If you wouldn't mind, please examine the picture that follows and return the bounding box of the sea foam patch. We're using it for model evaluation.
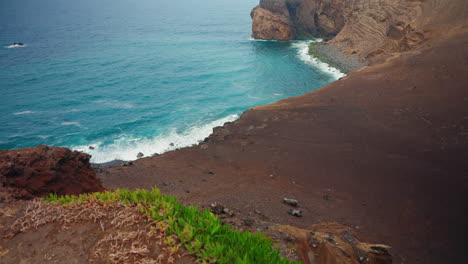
[13,110,34,115]
[292,40,345,80]
[61,122,82,128]
[5,44,26,48]
[73,114,239,163]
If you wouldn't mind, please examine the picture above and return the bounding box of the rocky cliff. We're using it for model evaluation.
[251,0,468,62]
[0,145,104,200]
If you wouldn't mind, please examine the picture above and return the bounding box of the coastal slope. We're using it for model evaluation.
[100,27,468,264]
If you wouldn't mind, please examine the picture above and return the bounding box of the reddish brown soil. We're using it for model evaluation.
[0,145,104,201]
[99,32,468,264]
[0,200,195,264]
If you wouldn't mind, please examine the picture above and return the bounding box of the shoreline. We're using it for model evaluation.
[309,42,368,74]
[97,33,468,264]
[77,41,349,165]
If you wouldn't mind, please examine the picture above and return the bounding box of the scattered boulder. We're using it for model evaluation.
[288,209,303,217]
[88,146,95,150]
[208,126,232,142]
[210,202,225,214]
[136,152,144,158]
[209,202,234,217]
[121,161,133,167]
[0,145,104,200]
[223,207,235,217]
[242,218,255,226]
[200,144,208,150]
[283,198,298,207]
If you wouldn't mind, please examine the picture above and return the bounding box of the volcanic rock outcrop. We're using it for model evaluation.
[0,145,104,200]
[251,0,468,61]
[272,223,392,264]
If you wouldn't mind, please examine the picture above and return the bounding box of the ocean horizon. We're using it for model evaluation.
[0,0,343,163]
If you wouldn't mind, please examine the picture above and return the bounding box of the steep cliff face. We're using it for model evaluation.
[251,0,468,61]
[251,5,294,41]
[0,145,104,200]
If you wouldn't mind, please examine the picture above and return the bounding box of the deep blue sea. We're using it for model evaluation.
[0,0,343,163]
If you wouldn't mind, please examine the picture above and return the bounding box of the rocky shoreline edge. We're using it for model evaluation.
[309,42,369,74]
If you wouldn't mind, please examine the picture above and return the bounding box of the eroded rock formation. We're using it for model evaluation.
[251,0,468,61]
[0,145,104,200]
[272,223,392,264]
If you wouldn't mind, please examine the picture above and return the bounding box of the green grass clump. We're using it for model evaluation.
[308,42,329,63]
[44,188,300,264]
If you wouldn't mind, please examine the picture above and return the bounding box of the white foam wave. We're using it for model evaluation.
[95,100,134,109]
[61,122,82,127]
[37,135,52,139]
[73,114,239,163]
[292,40,345,80]
[13,110,34,115]
[5,44,26,49]
[248,37,278,42]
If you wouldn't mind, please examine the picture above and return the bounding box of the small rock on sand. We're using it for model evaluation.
[283,198,298,207]
[200,144,208,150]
[223,208,235,217]
[210,202,225,214]
[242,218,254,226]
[288,209,302,217]
[121,161,133,167]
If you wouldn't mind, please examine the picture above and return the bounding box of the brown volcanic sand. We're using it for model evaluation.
[99,32,468,263]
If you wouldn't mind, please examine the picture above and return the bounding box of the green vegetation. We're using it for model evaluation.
[308,42,329,63]
[44,188,300,264]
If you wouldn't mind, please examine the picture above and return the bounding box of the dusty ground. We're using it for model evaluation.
[0,200,195,264]
[99,31,468,264]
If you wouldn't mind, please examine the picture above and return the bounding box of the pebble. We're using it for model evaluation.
[323,194,333,201]
[210,202,225,215]
[200,144,208,150]
[223,208,235,217]
[137,152,144,158]
[314,43,368,73]
[242,218,254,226]
[283,198,298,207]
[121,161,133,167]
[288,209,302,217]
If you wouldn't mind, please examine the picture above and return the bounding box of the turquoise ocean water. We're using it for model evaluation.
[0,0,343,163]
